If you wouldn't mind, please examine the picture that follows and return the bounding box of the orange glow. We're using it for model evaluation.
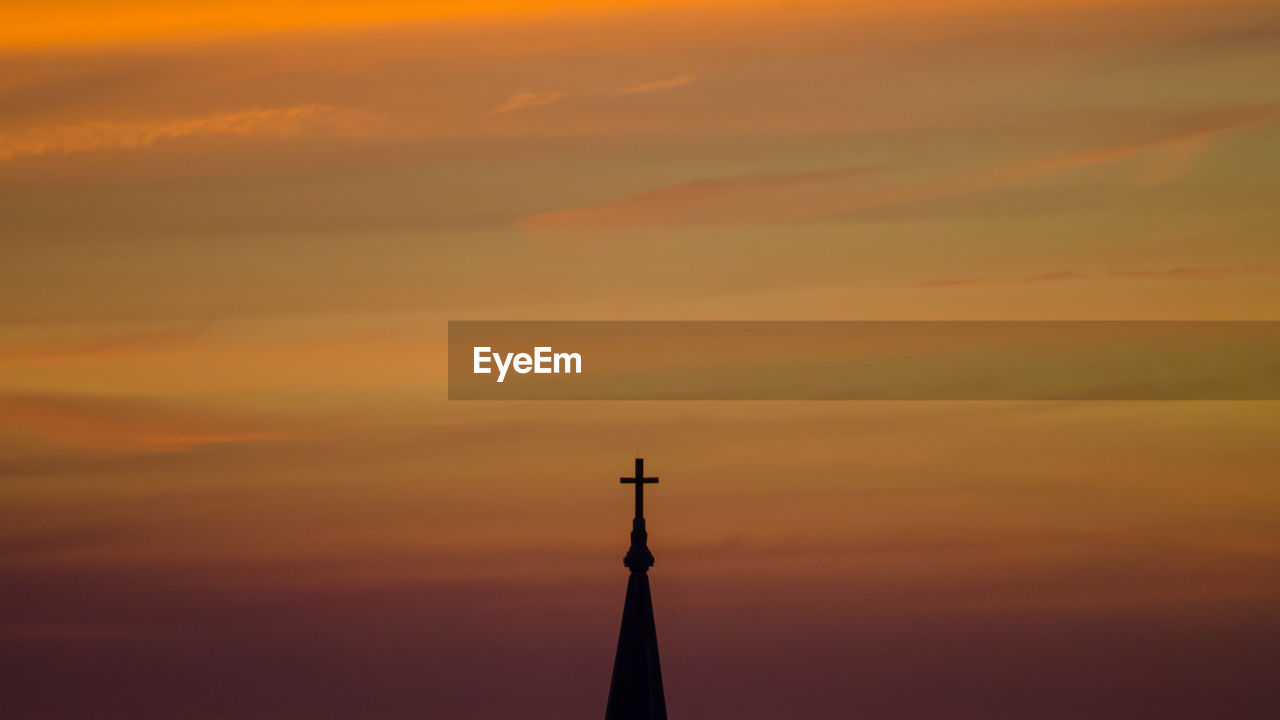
[3,0,1236,50]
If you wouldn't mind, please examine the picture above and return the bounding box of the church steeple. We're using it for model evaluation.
[605,458,668,720]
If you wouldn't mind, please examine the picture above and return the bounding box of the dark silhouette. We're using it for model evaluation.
[605,458,668,720]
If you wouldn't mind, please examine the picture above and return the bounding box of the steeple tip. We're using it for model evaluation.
[620,458,659,572]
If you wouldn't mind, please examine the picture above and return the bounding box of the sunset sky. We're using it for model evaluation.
[2,1,1279,717]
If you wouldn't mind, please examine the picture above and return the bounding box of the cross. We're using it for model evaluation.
[620,457,659,519]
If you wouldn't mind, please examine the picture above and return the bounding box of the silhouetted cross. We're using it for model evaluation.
[621,458,658,519]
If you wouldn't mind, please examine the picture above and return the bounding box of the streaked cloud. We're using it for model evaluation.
[968,106,1276,188]
[490,91,567,114]
[518,165,874,231]
[0,393,288,452]
[0,325,210,364]
[922,271,1084,288]
[0,105,373,162]
[618,73,695,94]
[924,266,1280,287]
[1110,266,1280,281]
[519,106,1275,232]
[489,73,690,119]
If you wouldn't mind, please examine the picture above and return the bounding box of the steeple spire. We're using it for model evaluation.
[605,458,668,720]
[621,458,658,571]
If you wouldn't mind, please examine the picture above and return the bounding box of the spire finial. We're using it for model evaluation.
[620,457,658,571]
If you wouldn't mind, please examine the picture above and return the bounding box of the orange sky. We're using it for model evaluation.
[2,1,1279,717]
[5,0,1241,49]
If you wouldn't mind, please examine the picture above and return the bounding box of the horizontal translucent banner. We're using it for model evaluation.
[448,321,1280,400]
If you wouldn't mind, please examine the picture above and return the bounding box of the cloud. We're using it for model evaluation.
[922,271,1084,288]
[490,91,567,114]
[969,106,1275,188]
[0,393,289,452]
[921,266,1280,288]
[0,105,374,162]
[489,73,690,118]
[518,165,875,231]
[1110,266,1280,281]
[618,73,695,94]
[803,106,1277,224]
[518,105,1276,232]
[0,324,211,364]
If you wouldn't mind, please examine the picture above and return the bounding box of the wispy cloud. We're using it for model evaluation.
[518,165,874,231]
[0,324,210,364]
[518,106,1276,232]
[0,105,373,162]
[922,266,1280,287]
[490,91,566,114]
[1110,266,1280,281]
[778,106,1278,225]
[966,106,1275,189]
[922,271,1084,288]
[489,73,691,116]
[618,73,695,94]
[0,393,289,452]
